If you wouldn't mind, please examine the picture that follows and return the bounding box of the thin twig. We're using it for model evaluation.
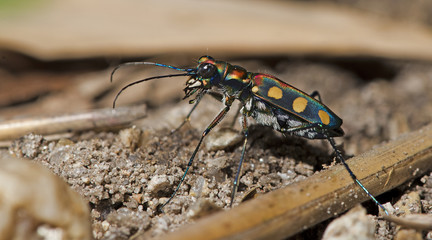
[0,105,146,144]
[383,214,432,231]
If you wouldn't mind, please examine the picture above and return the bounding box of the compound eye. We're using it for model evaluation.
[198,63,217,79]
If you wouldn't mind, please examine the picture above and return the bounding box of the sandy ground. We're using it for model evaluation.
[5,57,432,239]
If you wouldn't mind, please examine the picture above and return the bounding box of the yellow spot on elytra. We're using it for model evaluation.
[318,110,330,125]
[252,86,259,93]
[292,97,308,113]
[267,86,283,99]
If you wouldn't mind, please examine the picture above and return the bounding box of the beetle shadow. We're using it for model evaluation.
[245,124,346,171]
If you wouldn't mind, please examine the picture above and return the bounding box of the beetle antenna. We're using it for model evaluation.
[113,73,192,108]
[110,61,192,83]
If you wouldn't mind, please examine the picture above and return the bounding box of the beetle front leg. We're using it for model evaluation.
[160,101,233,211]
[171,90,206,134]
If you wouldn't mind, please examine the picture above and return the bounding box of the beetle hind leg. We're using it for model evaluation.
[326,137,389,215]
[310,90,322,102]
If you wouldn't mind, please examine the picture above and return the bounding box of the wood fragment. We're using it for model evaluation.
[383,214,432,232]
[0,105,146,142]
[393,192,423,239]
[161,124,432,240]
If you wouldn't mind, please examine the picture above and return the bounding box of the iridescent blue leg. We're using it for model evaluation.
[312,91,388,214]
[280,123,389,215]
[230,111,248,207]
[326,137,389,215]
[160,103,232,211]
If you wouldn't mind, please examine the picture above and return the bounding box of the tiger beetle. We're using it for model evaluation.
[111,56,389,215]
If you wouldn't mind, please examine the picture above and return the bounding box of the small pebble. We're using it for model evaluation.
[205,128,243,151]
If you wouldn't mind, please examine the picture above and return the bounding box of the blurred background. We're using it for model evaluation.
[1,0,432,119]
[1,0,432,239]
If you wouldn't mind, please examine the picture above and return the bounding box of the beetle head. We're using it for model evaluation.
[183,56,222,99]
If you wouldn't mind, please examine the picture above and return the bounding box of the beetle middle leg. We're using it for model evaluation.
[230,110,249,207]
